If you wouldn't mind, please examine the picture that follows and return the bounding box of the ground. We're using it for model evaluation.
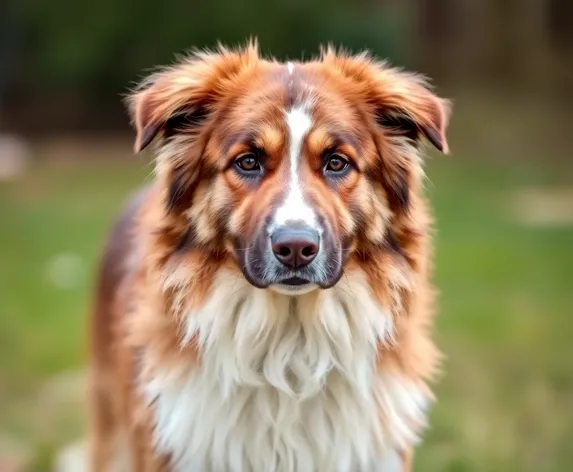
[0,149,572,471]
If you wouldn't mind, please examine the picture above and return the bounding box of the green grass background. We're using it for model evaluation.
[0,154,572,471]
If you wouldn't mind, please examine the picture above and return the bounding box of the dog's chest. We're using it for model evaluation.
[142,274,428,472]
[147,370,413,472]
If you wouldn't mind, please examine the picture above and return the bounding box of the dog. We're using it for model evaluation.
[88,41,450,472]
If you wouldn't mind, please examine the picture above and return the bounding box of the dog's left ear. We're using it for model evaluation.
[322,48,450,154]
[371,69,450,155]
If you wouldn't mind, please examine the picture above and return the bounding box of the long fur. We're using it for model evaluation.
[88,41,450,472]
[144,270,427,472]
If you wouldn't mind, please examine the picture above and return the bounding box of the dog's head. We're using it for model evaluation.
[129,42,449,295]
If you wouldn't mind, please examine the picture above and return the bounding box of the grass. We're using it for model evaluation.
[0,154,572,471]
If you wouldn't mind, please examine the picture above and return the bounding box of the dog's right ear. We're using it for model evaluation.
[129,86,163,153]
[128,72,215,154]
[127,41,260,153]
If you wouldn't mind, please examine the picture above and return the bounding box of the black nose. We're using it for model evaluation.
[271,228,320,269]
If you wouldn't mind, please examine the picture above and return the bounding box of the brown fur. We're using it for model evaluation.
[88,41,450,471]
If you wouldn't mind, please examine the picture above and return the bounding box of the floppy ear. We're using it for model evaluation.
[372,72,450,154]
[127,41,260,153]
[129,88,209,153]
[321,48,450,154]
[129,85,200,153]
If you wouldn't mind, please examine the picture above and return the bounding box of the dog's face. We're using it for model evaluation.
[129,43,449,294]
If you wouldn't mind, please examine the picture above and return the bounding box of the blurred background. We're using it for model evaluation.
[0,1,572,471]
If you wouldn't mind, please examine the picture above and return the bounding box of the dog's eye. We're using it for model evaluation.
[325,154,349,174]
[234,153,261,173]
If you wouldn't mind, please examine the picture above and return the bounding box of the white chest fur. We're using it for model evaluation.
[142,271,429,472]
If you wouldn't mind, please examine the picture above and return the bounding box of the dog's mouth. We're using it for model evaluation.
[270,277,318,295]
[279,276,310,286]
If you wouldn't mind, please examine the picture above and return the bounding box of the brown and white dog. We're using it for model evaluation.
[88,41,450,472]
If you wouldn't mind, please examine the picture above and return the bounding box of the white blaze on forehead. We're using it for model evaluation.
[272,105,318,230]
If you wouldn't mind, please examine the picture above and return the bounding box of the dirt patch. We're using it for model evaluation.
[33,136,134,162]
[31,370,87,440]
[510,187,573,227]
[0,433,32,472]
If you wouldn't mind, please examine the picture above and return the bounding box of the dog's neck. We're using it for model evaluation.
[141,268,427,471]
[180,270,393,397]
